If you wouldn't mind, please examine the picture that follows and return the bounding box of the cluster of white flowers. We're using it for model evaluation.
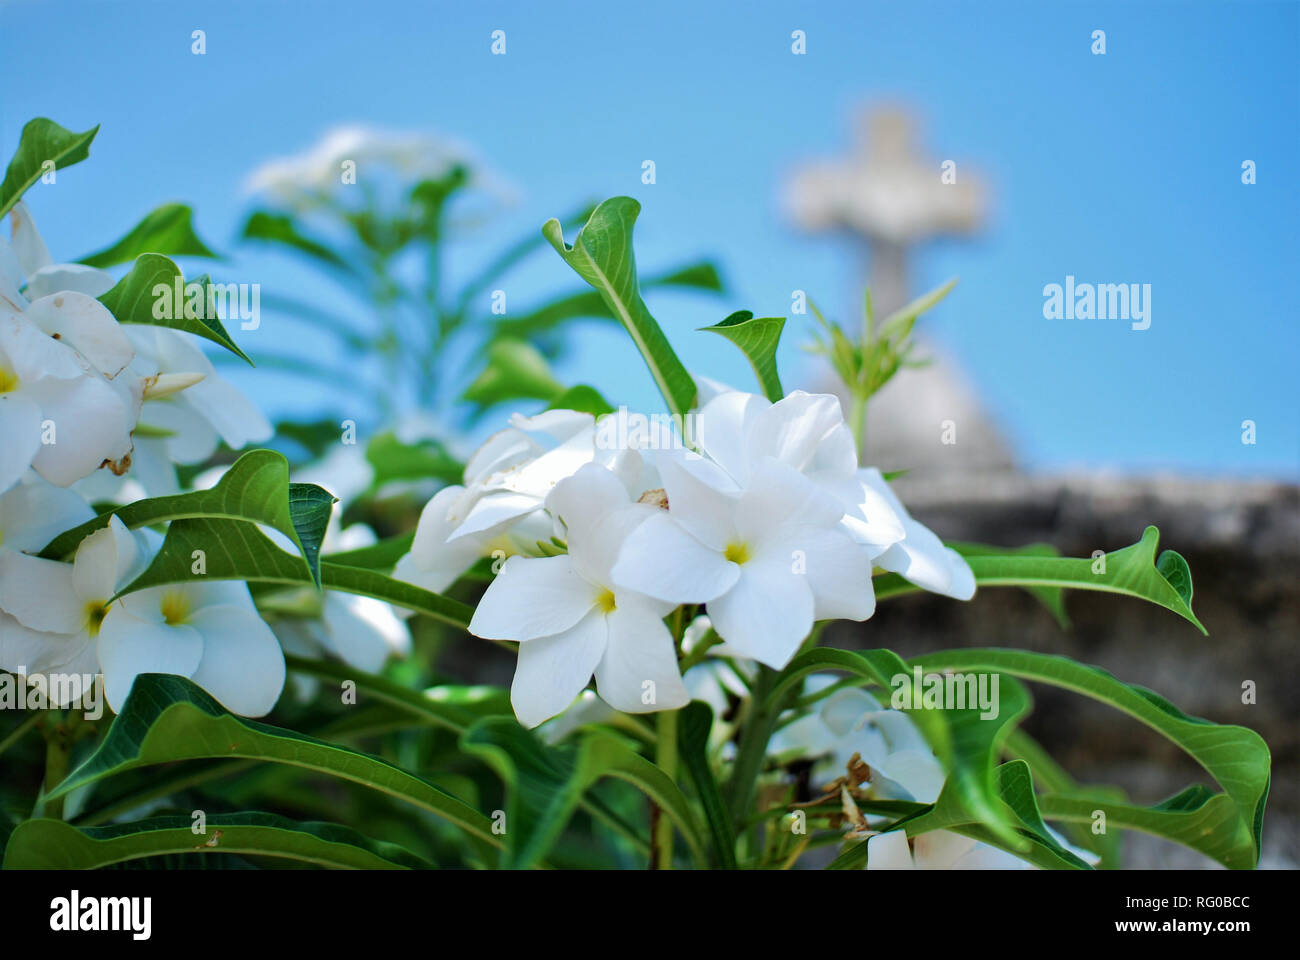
[0,204,280,715]
[395,387,975,728]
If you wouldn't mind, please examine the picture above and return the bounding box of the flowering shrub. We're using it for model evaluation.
[0,120,1271,871]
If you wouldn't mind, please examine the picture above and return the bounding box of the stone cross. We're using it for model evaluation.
[785,106,986,317]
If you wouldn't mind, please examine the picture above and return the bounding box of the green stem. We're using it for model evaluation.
[726,665,776,827]
[653,709,679,869]
[42,711,70,820]
[0,712,40,758]
[849,390,868,458]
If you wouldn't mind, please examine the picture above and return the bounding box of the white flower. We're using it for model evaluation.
[395,407,644,594]
[244,125,515,213]
[0,473,94,556]
[866,829,1035,870]
[468,463,688,728]
[0,515,284,715]
[779,686,945,801]
[859,468,975,600]
[1,210,140,492]
[611,453,874,669]
[117,326,272,495]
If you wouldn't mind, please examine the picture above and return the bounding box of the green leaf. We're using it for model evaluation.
[770,647,1029,848]
[700,310,785,402]
[460,717,706,869]
[45,674,498,848]
[832,759,1091,870]
[910,648,1270,868]
[98,253,253,364]
[877,276,957,337]
[493,260,724,339]
[365,432,464,489]
[40,449,334,588]
[1038,785,1254,870]
[543,197,697,417]
[116,516,474,628]
[0,118,98,218]
[546,384,616,417]
[679,702,736,868]
[876,527,1204,633]
[79,203,219,268]
[949,540,1070,628]
[240,209,353,272]
[463,338,565,408]
[3,813,433,870]
[321,531,415,571]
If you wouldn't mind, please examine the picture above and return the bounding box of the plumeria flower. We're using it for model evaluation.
[0,516,152,698]
[0,515,284,715]
[469,463,688,728]
[395,407,647,594]
[0,473,94,557]
[0,242,140,491]
[611,453,874,669]
[777,686,945,801]
[859,468,975,600]
[113,326,272,496]
[686,389,905,557]
[866,829,1035,870]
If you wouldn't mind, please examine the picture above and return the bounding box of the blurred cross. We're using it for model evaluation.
[785,106,986,317]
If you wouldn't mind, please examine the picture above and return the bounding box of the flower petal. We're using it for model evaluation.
[705,561,814,668]
[0,478,93,553]
[866,830,916,870]
[25,292,134,378]
[595,599,689,714]
[468,554,598,642]
[511,609,607,728]
[26,374,136,486]
[0,392,43,493]
[759,522,874,621]
[97,607,204,712]
[610,511,738,605]
[186,604,286,716]
[0,550,84,633]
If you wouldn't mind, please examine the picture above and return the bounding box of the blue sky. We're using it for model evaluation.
[3,0,1296,478]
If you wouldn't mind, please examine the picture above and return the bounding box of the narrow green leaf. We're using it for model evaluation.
[79,203,219,268]
[679,702,736,868]
[700,310,785,401]
[4,814,433,870]
[40,449,334,588]
[542,197,697,416]
[241,209,352,271]
[45,674,498,847]
[0,118,98,218]
[878,277,957,335]
[875,527,1204,633]
[98,253,253,364]
[546,384,616,417]
[365,433,464,488]
[461,717,706,869]
[910,647,1270,867]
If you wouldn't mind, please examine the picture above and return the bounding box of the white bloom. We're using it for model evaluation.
[866,829,1035,870]
[1,211,140,492]
[244,125,515,213]
[117,326,272,495]
[611,453,873,669]
[859,468,975,599]
[469,463,688,728]
[395,407,644,594]
[0,515,284,715]
[0,473,94,556]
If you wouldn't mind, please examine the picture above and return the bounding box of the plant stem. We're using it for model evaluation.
[726,665,776,827]
[42,710,70,820]
[653,709,679,869]
[0,713,40,759]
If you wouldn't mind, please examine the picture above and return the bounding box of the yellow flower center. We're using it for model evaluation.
[85,602,109,637]
[160,590,191,626]
[0,363,19,394]
[724,541,751,565]
[595,588,617,614]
